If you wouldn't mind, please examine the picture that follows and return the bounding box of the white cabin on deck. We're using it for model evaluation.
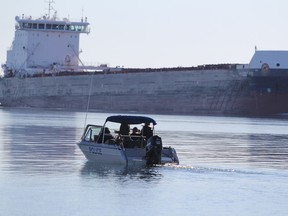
[4,13,90,75]
[249,50,288,69]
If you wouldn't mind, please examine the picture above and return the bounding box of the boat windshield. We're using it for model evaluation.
[82,125,102,142]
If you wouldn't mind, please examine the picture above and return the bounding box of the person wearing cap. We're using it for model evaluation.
[131,127,140,141]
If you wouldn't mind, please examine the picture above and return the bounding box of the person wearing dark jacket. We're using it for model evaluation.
[141,123,153,140]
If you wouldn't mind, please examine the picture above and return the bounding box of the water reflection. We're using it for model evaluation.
[160,130,288,169]
[247,134,288,167]
[1,124,81,174]
[80,162,163,182]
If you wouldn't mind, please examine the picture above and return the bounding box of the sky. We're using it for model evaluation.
[1,0,288,70]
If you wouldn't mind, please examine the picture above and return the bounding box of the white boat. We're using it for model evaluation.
[77,115,179,166]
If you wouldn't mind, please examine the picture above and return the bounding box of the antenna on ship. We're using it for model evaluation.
[46,0,55,19]
[81,8,84,22]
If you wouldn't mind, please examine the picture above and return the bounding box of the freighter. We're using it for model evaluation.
[1,3,288,116]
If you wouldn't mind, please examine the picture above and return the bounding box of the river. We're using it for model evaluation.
[0,108,287,216]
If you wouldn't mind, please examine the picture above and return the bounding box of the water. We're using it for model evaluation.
[0,108,288,216]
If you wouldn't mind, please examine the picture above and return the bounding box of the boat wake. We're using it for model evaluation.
[161,163,268,176]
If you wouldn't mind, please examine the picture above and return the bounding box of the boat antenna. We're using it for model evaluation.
[84,73,94,129]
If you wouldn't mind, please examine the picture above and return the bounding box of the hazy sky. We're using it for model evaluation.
[1,0,288,69]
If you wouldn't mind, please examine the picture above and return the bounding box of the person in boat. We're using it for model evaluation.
[119,123,130,136]
[116,122,132,147]
[131,127,140,141]
[98,127,113,143]
[141,122,153,140]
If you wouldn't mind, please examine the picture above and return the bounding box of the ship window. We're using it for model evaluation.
[276,63,280,67]
[52,24,59,29]
[69,25,84,31]
[46,24,52,29]
[59,25,64,30]
[76,25,84,31]
[39,24,45,29]
[24,23,32,28]
[33,23,37,29]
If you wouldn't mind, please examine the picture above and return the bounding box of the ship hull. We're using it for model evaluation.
[0,69,287,116]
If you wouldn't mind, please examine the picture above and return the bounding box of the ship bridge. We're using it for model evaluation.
[15,15,90,34]
[3,11,91,77]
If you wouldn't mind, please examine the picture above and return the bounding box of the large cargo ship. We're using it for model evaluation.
[1,3,288,116]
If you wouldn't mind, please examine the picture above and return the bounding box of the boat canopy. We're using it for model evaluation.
[105,115,157,125]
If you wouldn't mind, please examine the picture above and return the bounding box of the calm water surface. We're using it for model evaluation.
[0,108,288,216]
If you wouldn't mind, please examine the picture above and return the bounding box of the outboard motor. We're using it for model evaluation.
[162,147,180,164]
[146,135,163,165]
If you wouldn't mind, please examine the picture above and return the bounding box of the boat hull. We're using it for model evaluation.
[1,68,287,116]
[77,142,179,166]
[77,142,149,166]
[77,142,127,165]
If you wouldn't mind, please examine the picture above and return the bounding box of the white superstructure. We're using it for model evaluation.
[249,50,288,69]
[3,3,90,76]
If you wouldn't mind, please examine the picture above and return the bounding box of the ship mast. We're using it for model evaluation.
[46,0,55,19]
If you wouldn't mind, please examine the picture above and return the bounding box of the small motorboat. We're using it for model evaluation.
[77,115,179,166]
